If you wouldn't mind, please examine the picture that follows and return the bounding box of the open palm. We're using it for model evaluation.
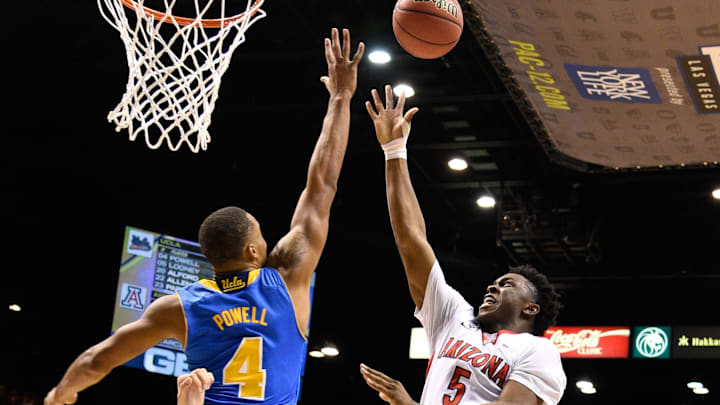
[366,85,419,145]
[320,28,365,98]
[360,363,419,405]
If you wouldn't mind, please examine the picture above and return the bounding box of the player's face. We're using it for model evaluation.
[476,273,536,322]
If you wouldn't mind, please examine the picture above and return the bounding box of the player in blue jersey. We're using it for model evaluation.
[44,27,364,405]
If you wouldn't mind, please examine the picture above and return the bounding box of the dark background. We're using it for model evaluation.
[2,1,719,404]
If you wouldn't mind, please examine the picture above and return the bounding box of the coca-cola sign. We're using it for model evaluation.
[544,326,631,358]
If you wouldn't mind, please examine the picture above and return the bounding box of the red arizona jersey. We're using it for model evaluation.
[415,261,566,405]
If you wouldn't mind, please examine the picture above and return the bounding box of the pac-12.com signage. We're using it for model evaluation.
[544,326,631,358]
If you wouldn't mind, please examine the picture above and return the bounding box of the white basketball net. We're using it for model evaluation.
[98,0,266,152]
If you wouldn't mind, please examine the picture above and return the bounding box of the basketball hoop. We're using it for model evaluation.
[98,0,267,152]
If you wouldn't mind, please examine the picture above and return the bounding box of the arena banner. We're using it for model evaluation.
[463,0,720,171]
[672,326,720,359]
[632,326,671,359]
[545,326,630,358]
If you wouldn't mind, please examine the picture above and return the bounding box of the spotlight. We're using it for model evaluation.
[8,304,21,312]
[393,84,415,98]
[476,196,496,208]
[308,350,325,358]
[687,382,703,390]
[693,387,709,395]
[321,347,339,357]
[576,381,594,390]
[368,50,391,64]
[448,158,468,171]
[712,188,720,200]
[580,387,597,395]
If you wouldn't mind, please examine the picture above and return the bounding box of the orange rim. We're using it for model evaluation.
[120,0,264,28]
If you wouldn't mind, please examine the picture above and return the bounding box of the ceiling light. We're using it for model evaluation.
[321,346,339,357]
[476,195,496,208]
[8,304,21,312]
[693,387,709,395]
[448,158,468,171]
[576,380,594,390]
[580,387,597,395]
[687,381,704,390]
[712,188,720,200]
[308,350,325,358]
[368,50,391,64]
[393,84,415,98]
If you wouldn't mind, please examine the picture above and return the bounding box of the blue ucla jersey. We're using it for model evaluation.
[176,267,307,405]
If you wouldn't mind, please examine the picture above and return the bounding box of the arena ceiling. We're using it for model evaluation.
[2,1,719,404]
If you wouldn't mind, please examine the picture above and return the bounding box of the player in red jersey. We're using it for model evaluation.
[360,86,566,405]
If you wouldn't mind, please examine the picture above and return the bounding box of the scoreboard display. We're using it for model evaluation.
[112,226,214,376]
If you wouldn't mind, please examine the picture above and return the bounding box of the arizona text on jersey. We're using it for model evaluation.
[416,262,566,405]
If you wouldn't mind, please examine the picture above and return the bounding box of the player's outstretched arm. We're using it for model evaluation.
[361,363,542,405]
[267,28,364,330]
[360,364,420,405]
[365,86,435,309]
[44,295,185,405]
[177,368,214,405]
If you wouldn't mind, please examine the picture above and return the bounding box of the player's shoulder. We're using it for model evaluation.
[151,292,182,307]
[260,266,286,286]
[515,331,553,344]
[500,331,556,351]
[511,331,547,341]
[175,279,221,297]
[144,293,183,320]
[527,334,557,351]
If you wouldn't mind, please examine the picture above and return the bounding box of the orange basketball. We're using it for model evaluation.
[392,0,464,59]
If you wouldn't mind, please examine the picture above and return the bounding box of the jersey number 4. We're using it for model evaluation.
[223,337,267,400]
[443,366,471,405]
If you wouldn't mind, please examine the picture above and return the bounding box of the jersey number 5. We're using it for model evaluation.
[442,366,471,405]
[223,337,267,400]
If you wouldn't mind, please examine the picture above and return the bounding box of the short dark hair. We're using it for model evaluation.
[198,206,252,267]
[508,265,562,336]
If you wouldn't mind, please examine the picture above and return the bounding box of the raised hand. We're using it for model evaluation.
[365,85,419,145]
[360,363,420,405]
[320,28,365,98]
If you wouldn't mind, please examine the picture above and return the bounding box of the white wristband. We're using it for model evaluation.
[381,136,408,160]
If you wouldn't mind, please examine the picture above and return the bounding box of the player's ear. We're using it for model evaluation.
[523,302,539,316]
[245,243,258,259]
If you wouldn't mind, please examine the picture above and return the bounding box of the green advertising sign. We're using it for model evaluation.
[632,326,671,359]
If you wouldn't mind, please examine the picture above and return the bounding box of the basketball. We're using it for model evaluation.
[392,0,464,59]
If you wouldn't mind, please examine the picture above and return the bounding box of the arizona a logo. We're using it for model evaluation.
[120,283,148,311]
